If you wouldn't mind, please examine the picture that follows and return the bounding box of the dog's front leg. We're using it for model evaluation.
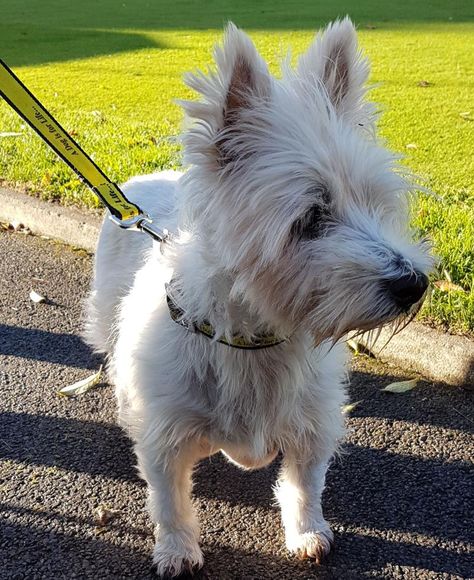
[135,438,208,578]
[275,447,334,563]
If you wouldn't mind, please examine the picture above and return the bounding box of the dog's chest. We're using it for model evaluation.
[204,345,315,453]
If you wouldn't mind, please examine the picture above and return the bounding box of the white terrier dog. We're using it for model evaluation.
[85,18,431,578]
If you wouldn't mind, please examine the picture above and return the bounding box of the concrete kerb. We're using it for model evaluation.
[0,187,102,253]
[1,186,473,387]
[357,323,474,388]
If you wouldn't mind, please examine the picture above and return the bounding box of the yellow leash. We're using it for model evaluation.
[0,61,286,349]
[0,60,167,241]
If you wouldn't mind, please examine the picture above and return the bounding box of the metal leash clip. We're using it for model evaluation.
[108,213,169,243]
[0,59,171,245]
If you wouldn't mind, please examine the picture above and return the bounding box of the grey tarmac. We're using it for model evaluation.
[0,229,472,580]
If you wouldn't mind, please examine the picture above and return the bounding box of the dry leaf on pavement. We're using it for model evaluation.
[57,366,103,397]
[29,290,46,303]
[381,378,418,393]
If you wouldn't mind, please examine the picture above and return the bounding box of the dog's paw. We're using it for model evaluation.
[153,565,209,580]
[286,528,334,564]
[152,531,204,578]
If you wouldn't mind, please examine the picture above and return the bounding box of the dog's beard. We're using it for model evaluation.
[312,293,426,349]
[360,295,425,352]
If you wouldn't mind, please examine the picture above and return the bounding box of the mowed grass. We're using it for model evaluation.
[0,1,473,333]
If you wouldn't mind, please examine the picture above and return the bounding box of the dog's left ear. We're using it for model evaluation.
[298,17,370,117]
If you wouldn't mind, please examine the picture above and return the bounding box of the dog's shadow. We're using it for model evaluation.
[193,449,471,579]
[2,368,471,578]
[192,368,472,578]
[194,452,279,510]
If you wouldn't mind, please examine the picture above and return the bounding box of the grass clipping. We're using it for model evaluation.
[57,366,103,397]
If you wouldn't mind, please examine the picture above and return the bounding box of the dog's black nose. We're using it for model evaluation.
[388,271,428,308]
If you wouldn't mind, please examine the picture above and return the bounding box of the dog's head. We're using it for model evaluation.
[179,19,432,342]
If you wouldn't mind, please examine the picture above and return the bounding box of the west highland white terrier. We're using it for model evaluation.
[85,18,431,578]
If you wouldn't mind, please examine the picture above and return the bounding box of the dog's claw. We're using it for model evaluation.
[308,543,329,565]
[294,530,333,564]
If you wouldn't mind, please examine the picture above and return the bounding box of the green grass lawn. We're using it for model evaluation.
[0,0,473,333]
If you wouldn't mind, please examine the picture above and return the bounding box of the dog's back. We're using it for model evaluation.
[83,170,181,354]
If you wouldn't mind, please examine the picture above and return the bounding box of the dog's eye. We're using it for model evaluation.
[318,186,331,207]
[291,188,331,240]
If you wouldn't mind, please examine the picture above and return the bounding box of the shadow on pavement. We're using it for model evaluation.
[0,410,139,482]
[3,513,469,579]
[0,323,100,369]
[348,367,474,431]
[1,503,152,541]
[194,450,471,578]
[1,366,472,578]
[328,443,472,543]
[203,534,472,579]
[1,518,155,579]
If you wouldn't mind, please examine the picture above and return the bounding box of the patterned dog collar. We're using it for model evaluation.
[165,283,286,350]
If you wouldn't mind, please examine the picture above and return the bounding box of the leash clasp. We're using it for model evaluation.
[108,213,169,243]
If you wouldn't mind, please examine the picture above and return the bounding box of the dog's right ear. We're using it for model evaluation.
[218,24,270,126]
[180,23,271,166]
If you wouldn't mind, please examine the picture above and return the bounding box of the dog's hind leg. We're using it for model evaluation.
[135,437,210,578]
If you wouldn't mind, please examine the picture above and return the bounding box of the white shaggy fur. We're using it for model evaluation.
[84,19,431,577]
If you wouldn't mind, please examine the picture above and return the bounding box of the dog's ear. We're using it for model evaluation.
[219,23,271,126]
[297,17,370,117]
[181,23,270,147]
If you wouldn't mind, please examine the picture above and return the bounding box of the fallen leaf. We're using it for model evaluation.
[433,280,466,292]
[417,80,432,87]
[29,290,46,303]
[381,378,418,393]
[406,143,418,149]
[346,338,376,357]
[459,111,472,120]
[342,400,362,414]
[91,110,106,123]
[347,338,360,353]
[57,366,103,397]
[10,220,23,231]
[95,505,114,527]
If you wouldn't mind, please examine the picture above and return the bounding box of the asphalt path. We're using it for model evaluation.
[0,229,472,579]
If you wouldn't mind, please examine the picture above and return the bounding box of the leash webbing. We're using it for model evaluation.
[0,60,166,240]
[0,60,287,349]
